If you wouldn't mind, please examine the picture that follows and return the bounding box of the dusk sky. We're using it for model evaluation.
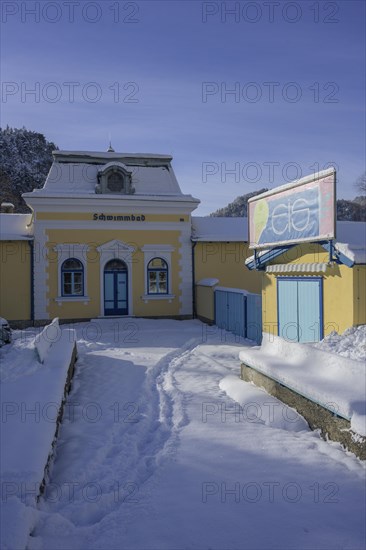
[1,0,365,214]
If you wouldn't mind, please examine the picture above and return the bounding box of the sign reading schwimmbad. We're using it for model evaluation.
[248,168,336,249]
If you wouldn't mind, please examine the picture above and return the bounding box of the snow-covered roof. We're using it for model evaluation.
[53,150,173,161]
[0,214,33,241]
[196,278,219,287]
[191,217,248,242]
[335,221,366,264]
[23,150,198,203]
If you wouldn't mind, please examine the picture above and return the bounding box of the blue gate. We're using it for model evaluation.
[214,289,262,344]
[246,294,262,344]
[277,277,323,343]
[215,289,246,337]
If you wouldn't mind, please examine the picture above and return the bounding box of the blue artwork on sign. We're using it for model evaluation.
[256,187,320,246]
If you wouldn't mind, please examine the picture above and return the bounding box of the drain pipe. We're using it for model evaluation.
[191,240,197,318]
[28,240,35,324]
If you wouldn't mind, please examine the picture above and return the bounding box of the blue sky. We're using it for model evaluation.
[1,0,365,214]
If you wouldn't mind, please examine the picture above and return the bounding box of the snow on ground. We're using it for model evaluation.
[0,325,76,549]
[313,325,366,363]
[1,319,366,550]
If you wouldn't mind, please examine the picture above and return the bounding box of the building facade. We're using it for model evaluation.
[2,150,200,322]
[245,181,366,344]
[0,149,260,325]
[1,151,364,343]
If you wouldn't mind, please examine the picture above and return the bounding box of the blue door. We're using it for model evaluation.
[215,290,246,338]
[277,277,322,343]
[246,294,262,344]
[227,291,245,336]
[215,290,229,331]
[104,259,128,316]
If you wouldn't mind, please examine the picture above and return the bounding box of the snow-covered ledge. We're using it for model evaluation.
[239,332,366,459]
[1,321,78,548]
[196,278,219,287]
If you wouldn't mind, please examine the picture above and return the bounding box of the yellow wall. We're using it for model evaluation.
[262,243,360,337]
[0,241,31,321]
[262,272,277,336]
[196,285,215,322]
[323,263,354,335]
[45,228,184,319]
[194,242,261,293]
[353,265,366,326]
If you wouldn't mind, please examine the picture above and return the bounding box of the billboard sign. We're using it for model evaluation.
[248,168,336,249]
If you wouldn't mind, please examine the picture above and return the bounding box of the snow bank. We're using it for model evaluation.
[220,374,309,432]
[335,242,366,264]
[313,325,366,362]
[0,325,76,549]
[239,333,366,436]
[34,318,61,363]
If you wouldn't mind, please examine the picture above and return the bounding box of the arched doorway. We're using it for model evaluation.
[104,259,128,315]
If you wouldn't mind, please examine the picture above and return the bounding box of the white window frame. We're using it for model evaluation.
[54,244,90,304]
[141,245,175,302]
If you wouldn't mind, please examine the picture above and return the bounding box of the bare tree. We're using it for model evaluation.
[355,171,366,194]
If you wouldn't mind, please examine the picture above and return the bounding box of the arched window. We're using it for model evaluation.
[96,163,134,195]
[147,258,168,294]
[107,172,125,193]
[105,259,127,271]
[61,258,84,296]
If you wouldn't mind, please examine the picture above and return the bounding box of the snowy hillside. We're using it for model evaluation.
[211,188,366,221]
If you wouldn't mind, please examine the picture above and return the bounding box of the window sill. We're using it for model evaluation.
[141,294,175,303]
[55,296,90,304]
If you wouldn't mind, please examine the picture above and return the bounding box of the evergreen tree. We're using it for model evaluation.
[0,126,57,212]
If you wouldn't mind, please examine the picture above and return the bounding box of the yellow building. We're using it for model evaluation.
[0,149,259,325]
[191,216,261,323]
[3,152,362,339]
[246,201,366,342]
[0,214,33,322]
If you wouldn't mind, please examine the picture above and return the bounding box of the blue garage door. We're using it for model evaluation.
[214,290,262,344]
[215,290,246,338]
[246,294,263,344]
[277,277,323,343]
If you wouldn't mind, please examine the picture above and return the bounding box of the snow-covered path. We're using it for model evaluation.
[30,319,365,550]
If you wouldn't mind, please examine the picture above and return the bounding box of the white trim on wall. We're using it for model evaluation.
[33,226,49,319]
[178,225,193,315]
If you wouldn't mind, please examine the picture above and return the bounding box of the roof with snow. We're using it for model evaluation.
[191,216,248,242]
[0,214,33,241]
[245,220,366,269]
[22,150,199,204]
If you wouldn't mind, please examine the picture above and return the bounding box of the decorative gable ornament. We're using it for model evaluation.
[97,240,136,264]
[95,162,135,195]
